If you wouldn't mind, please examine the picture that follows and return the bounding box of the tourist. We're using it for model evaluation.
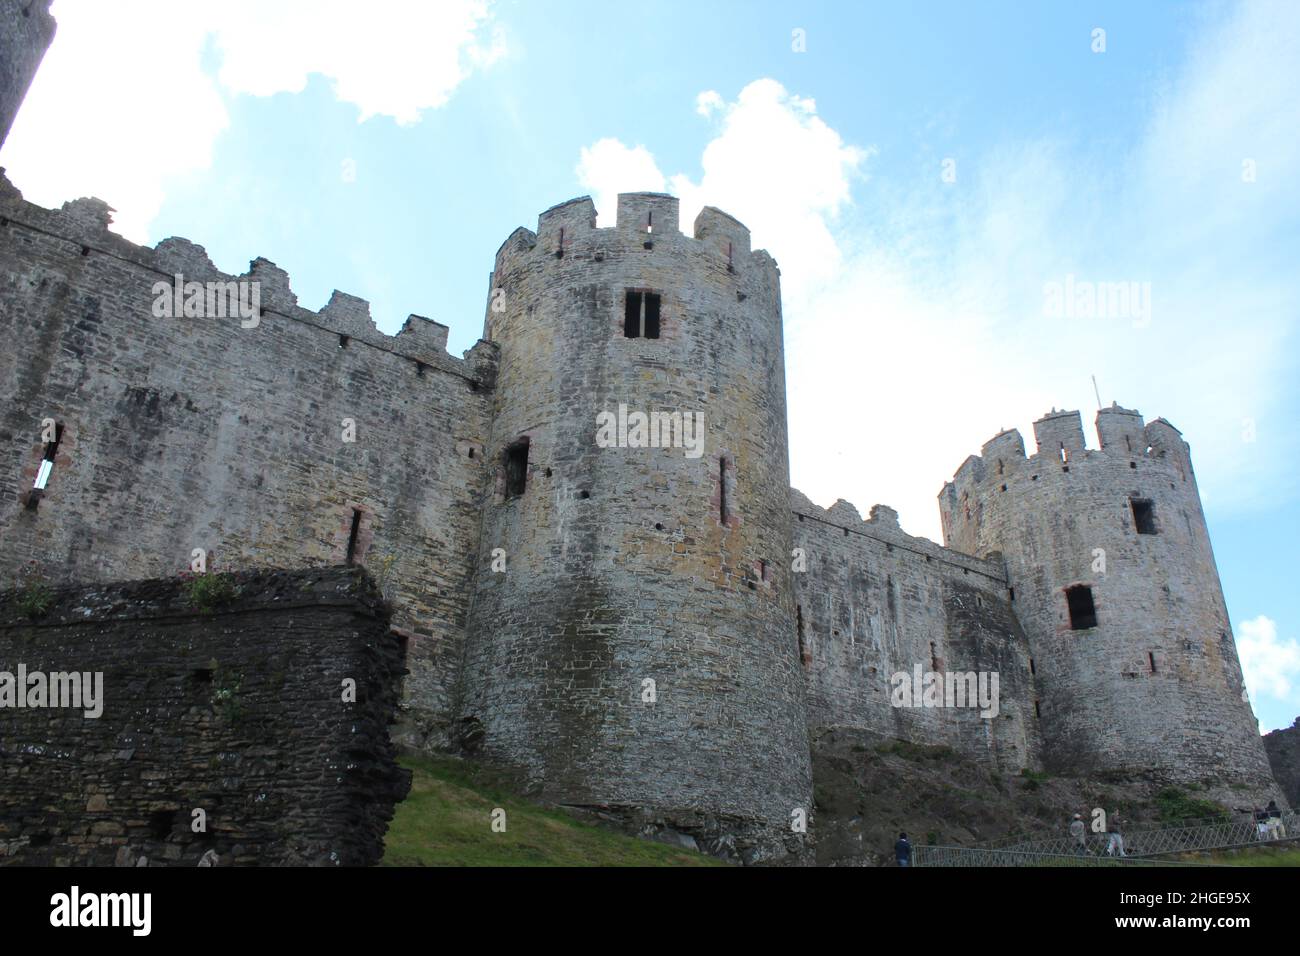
[895,831,912,867]
[1105,813,1126,857]
[1070,813,1087,855]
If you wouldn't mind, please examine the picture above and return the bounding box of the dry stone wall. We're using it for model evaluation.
[0,566,410,866]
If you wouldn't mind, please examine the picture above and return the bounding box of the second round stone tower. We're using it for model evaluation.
[939,405,1279,804]
[458,193,812,860]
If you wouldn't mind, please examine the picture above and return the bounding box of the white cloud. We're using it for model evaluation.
[575,138,666,226]
[578,79,869,302]
[695,90,723,117]
[1237,615,1300,729]
[2,0,502,241]
[575,3,1300,542]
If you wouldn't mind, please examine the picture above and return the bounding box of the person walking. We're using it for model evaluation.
[1070,813,1087,856]
[1105,813,1126,857]
[1266,800,1285,840]
[895,832,912,867]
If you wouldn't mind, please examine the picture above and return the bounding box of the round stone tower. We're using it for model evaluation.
[457,193,812,860]
[938,405,1280,802]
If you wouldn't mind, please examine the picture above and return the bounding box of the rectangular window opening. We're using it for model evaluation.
[1029,657,1036,675]
[1148,651,1157,674]
[1034,700,1041,719]
[1066,584,1097,630]
[643,292,660,338]
[623,289,661,339]
[1131,497,1157,535]
[505,439,529,498]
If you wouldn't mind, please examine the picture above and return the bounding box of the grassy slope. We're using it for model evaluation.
[382,754,725,867]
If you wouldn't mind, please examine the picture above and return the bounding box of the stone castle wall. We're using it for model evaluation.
[0,566,410,866]
[791,492,1041,773]
[0,174,497,748]
[938,406,1279,799]
[0,0,54,152]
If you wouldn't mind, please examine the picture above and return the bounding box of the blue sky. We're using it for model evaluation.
[5,0,1298,731]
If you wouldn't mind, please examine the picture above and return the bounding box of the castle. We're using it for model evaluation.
[0,0,1284,862]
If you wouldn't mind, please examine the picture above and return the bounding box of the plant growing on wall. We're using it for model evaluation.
[210,662,245,724]
[182,571,239,613]
[14,560,53,619]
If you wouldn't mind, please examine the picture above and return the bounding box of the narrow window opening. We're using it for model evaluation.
[646,210,653,234]
[1009,587,1015,602]
[796,604,809,665]
[338,334,349,349]
[1034,700,1041,719]
[718,457,728,525]
[504,439,529,498]
[1029,657,1036,675]
[467,448,475,459]
[345,509,363,565]
[1059,443,1068,464]
[556,226,565,258]
[1148,651,1157,674]
[1131,498,1157,535]
[759,559,769,582]
[33,422,64,492]
[1066,585,1097,630]
[930,642,939,670]
[998,459,1004,475]
[727,241,735,273]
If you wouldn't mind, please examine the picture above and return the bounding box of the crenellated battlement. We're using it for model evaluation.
[942,404,1192,507]
[791,488,1006,581]
[490,192,766,284]
[0,170,496,384]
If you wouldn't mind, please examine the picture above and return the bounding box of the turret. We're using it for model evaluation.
[458,194,811,862]
[938,406,1281,805]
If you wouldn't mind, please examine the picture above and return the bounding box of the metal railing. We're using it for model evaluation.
[912,845,1180,867]
[913,812,1297,866]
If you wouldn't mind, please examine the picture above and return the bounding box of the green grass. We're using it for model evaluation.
[382,754,727,867]
[874,740,957,762]
[1152,787,1229,824]
[1175,846,1300,866]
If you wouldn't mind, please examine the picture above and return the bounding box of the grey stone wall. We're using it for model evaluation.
[939,405,1281,804]
[0,172,497,749]
[458,194,812,863]
[791,493,1041,773]
[0,566,410,866]
[0,0,54,153]
[1264,719,1300,809]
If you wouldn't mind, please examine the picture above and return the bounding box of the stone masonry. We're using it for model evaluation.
[0,0,54,152]
[0,6,1287,863]
[0,567,410,866]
